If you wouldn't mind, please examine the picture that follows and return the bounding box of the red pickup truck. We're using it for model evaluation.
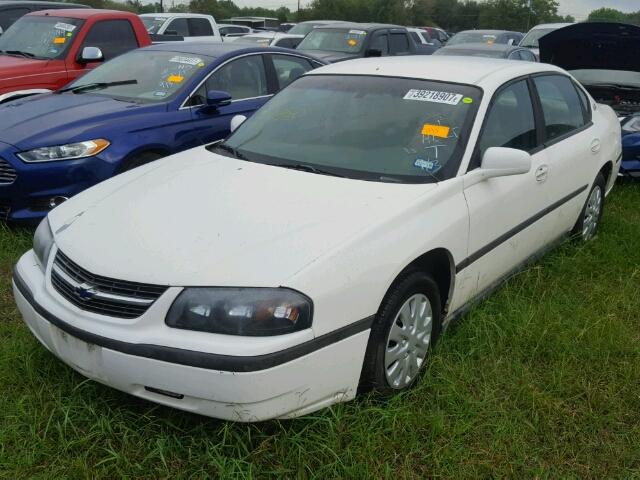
[0,9,151,103]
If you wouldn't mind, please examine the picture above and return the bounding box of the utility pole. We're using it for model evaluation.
[297,0,300,19]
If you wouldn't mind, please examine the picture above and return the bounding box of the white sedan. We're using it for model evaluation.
[13,57,622,421]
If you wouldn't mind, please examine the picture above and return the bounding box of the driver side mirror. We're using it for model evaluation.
[507,38,515,46]
[78,46,104,64]
[365,48,382,57]
[206,90,232,107]
[466,147,532,187]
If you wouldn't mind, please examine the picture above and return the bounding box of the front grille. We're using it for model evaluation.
[0,158,17,184]
[51,250,168,319]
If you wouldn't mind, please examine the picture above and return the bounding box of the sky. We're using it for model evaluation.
[230,0,639,20]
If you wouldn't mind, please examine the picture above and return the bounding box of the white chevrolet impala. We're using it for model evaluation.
[13,57,622,421]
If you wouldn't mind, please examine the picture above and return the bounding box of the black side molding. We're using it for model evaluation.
[456,184,588,272]
[12,268,374,373]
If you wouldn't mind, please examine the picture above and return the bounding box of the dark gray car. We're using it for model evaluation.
[0,1,88,34]
[434,43,537,61]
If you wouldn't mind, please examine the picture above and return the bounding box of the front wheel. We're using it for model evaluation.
[572,173,606,242]
[360,271,442,394]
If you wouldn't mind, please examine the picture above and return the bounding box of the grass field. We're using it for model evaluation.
[1,183,639,479]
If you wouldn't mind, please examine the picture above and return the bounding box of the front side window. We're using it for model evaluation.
[271,54,314,89]
[189,55,268,106]
[369,33,388,55]
[82,20,139,60]
[166,18,188,36]
[533,75,586,142]
[477,80,537,162]
[297,28,366,53]
[66,50,212,103]
[0,16,83,59]
[217,75,482,183]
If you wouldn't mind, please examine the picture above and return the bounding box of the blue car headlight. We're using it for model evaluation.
[166,288,313,336]
[17,139,110,162]
[622,116,640,134]
[33,217,54,271]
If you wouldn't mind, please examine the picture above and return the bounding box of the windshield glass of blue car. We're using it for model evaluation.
[215,75,481,183]
[0,17,84,60]
[64,50,213,103]
[297,28,366,53]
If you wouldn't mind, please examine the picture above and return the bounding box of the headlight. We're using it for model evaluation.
[166,288,313,336]
[622,116,640,133]
[17,139,110,163]
[33,217,54,271]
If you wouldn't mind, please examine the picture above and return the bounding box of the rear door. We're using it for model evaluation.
[187,53,273,144]
[529,74,596,232]
[460,78,558,298]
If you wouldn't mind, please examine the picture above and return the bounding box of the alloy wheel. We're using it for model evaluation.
[582,185,602,241]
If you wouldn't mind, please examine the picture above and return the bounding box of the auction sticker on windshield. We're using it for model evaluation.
[54,22,76,32]
[169,56,204,66]
[404,89,463,105]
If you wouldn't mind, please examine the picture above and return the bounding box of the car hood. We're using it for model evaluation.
[49,148,435,287]
[0,54,48,76]
[539,22,640,72]
[297,49,360,63]
[0,93,161,149]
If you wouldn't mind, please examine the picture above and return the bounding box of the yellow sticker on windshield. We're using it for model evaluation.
[347,39,358,47]
[53,37,66,44]
[167,75,184,84]
[421,124,450,138]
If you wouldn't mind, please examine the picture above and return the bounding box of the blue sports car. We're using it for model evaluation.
[0,43,324,222]
[621,116,640,178]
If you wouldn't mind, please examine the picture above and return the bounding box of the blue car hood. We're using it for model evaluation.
[0,93,165,149]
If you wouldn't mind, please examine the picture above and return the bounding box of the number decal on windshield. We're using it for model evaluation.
[404,90,463,105]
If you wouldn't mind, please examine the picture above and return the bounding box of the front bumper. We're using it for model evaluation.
[12,251,371,421]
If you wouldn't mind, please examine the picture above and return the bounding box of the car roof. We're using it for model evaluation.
[139,13,211,18]
[529,23,574,30]
[142,42,323,61]
[307,56,561,90]
[0,0,87,6]
[441,43,517,52]
[314,22,403,31]
[28,8,136,19]
[455,29,520,35]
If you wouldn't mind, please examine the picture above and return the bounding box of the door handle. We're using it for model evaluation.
[535,165,549,183]
[590,139,601,153]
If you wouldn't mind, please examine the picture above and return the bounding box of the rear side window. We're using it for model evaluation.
[477,80,537,162]
[271,54,314,89]
[188,18,213,36]
[389,33,410,54]
[166,18,188,36]
[82,20,139,61]
[574,83,592,123]
[533,75,586,142]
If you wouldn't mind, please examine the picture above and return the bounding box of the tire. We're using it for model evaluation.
[360,270,442,394]
[572,173,606,242]
[121,151,164,173]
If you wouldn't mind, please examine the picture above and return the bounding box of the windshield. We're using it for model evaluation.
[297,28,366,53]
[142,17,167,34]
[64,50,212,102]
[218,75,481,183]
[287,23,315,36]
[448,32,503,46]
[571,70,640,89]
[520,28,555,48]
[0,16,83,60]
[436,48,504,59]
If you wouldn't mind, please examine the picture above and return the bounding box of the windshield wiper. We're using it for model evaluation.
[1,50,37,58]
[57,80,138,94]
[214,143,248,160]
[277,163,345,178]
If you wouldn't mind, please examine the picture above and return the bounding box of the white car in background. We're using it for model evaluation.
[520,22,573,57]
[14,56,621,421]
[140,13,223,43]
[231,21,349,48]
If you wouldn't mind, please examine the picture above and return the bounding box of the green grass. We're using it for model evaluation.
[1,184,640,479]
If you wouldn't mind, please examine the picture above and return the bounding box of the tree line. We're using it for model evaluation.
[69,0,640,32]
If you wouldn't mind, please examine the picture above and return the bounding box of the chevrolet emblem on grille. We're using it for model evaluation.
[74,283,97,301]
